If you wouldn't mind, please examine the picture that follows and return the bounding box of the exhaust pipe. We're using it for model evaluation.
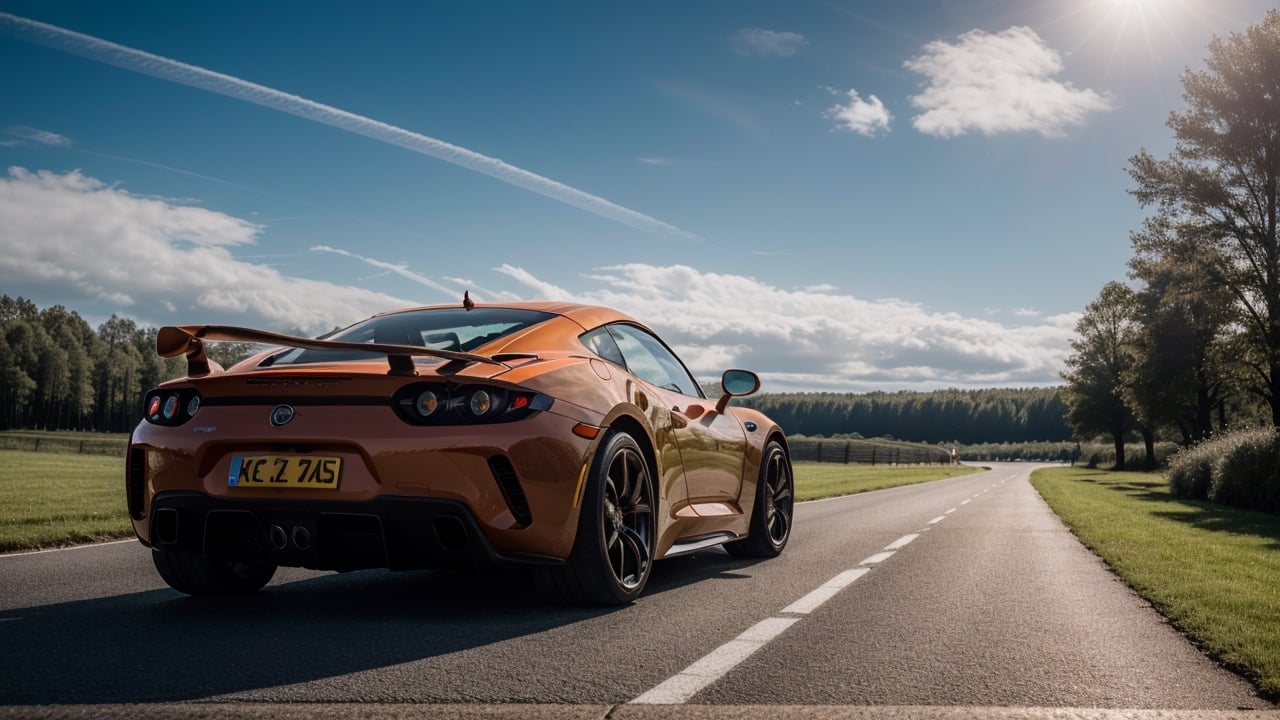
[154,508,179,545]
[268,525,288,550]
[291,525,312,551]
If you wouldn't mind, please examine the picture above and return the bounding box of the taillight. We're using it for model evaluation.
[393,383,552,425]
[142,387,202,426]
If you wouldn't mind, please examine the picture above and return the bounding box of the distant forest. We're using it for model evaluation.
[2,296,1069,442]
[739,388,1069,444]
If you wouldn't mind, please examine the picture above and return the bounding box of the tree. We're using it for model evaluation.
[1129,10,1280,426]
[1126,216,1240,444]
[1062,283,1136,470]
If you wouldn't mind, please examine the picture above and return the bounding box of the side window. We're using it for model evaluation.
[606,324,703,398]
[579,327,626,367]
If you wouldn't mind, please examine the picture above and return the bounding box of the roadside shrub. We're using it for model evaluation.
[1168,428,1280,512]
[1208,428,1280,513]
[1166,442,1216,500]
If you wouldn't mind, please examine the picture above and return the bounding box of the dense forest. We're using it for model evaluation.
[0,296,247,433]
[739,388,1069,444]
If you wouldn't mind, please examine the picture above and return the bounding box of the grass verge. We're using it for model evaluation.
[0,450,132,552]
[1032,466,1280,698]
[793,462,981,501]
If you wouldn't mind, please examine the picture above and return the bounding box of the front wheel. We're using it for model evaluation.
[536,431,655,605]
[152,548,276,596]
[725,440,793,558]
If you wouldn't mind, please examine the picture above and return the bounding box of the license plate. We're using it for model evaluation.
[228,455,342,489]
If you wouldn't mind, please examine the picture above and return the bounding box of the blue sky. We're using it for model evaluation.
[0,0,1273,392]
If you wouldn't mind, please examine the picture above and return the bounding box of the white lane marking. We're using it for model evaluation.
[928,515,946,524]
[859,551,895,565]
[631,617,799,704]
[781,568,870,615]
[884,534,919,551]
[0,539,134,559]
[944,508,956,514]
[961,499,971,505]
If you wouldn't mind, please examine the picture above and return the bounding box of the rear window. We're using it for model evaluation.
[264,307,555,366]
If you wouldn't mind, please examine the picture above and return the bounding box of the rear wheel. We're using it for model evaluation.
[726,440,793,558]
[152,548,276,596]
[536,431,655,605]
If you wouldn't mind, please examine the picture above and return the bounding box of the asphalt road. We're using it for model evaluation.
[0,462,1273,713]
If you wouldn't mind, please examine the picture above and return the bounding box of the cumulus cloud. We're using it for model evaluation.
[904,26,1113,138]
[731,28,808,58]
[0,167,408,333]
[496,263,1076,391]
[827,89,893,136]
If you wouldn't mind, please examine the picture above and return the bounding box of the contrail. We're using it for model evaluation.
[0,12,700,241]
[311,245,461,298]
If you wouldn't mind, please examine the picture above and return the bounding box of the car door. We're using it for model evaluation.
[604,324,747,512]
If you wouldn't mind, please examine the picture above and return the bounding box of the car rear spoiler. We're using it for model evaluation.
[156,325,508,378]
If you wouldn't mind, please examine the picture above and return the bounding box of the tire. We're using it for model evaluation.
[725,440,794,558]
[152,548,276,596]
[536,431,656,605]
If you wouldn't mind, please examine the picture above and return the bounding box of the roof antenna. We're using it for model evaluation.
[463,290,475,311]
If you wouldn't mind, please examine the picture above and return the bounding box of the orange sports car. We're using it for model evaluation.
[126,300,793,604]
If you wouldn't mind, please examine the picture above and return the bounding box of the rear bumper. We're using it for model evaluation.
[145,491,563,572]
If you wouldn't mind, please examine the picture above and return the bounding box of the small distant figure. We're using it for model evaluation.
[950,447,958,466]
[463,291,475,310]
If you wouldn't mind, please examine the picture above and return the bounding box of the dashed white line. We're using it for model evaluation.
[884,533,919,551]
[781,568,870,615]
[633,479,984,705]
[961,499,971,505]
[631,617,800,704]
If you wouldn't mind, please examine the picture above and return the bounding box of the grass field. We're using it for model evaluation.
[0,429,129,457]
[0,450,132,552]
[0,443,977,552]
[1032,466,1280,698]
[792,461,981,501]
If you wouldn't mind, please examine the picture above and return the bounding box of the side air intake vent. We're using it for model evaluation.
[487,455,532,528]
[127,447,146,520]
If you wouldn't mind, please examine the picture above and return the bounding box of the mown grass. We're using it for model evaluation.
[793,461,981,501]
[0,429,129,457]
[1032,466,1280,698]
[0,450,132,552]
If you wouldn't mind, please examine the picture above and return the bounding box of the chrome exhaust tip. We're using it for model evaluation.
[268,524,288,550]
[291,525,312,551]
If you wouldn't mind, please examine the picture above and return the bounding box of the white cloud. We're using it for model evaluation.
[0,167,408,334]
[6,125,72,147]
[904,26,1113,138]
[1012,307,1042,317]
[638,157,674,166]
[731,28,808,58]
[497,263,1076,391]
[827,89,893,136]
[0,166,1076,391]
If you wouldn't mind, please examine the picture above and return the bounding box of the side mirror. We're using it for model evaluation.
[716,369,760,413]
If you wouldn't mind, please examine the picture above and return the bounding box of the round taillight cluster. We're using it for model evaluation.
[394,383,551,425]
[143,388,202,426]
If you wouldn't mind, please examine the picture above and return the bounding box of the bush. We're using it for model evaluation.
[1167,443,1216,500]
[1167,428,1280,512]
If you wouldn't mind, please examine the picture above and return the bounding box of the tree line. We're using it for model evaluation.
[739,387,1069,444]
[1061,11,1280,469]
[0,296,250,433]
